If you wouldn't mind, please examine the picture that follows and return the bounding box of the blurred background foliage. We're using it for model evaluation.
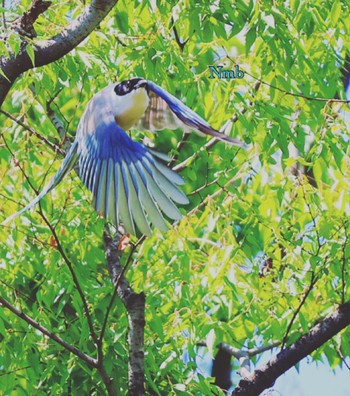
[0,0,350,394]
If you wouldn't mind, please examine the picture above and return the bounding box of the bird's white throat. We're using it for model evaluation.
[115,89,149,130]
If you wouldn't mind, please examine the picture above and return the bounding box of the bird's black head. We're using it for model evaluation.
[114,77,147,96]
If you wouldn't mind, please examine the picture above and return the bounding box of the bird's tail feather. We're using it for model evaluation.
[2,140,79,225]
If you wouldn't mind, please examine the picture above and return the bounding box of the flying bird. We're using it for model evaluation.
[3,78,245,235]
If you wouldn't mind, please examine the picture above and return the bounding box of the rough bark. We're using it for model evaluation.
[104,230,146,396]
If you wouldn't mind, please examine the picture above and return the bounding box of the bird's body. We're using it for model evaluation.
[3,78,245,235]
[115,88,149,129]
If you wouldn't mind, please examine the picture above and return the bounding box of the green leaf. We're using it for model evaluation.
[26,44,36,67]
[330,1,341,25]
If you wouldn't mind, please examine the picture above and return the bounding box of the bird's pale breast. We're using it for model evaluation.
[115,89,149,130]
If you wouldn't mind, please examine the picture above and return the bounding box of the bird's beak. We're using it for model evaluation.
[134,79,148,89]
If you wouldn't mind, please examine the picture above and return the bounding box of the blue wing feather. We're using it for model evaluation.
[3,82,191,234]
[79,119,187,234]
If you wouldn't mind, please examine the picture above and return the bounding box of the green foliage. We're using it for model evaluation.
[1,0,350,394]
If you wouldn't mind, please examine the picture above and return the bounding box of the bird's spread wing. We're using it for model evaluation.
[2,141,79,225]
[78,118,189,235]
[135,88,186,132]
[136,81,246,147]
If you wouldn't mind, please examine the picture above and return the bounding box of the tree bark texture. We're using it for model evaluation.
[104,230,146,396]
[232,300,350,396]
[0,0,119,107]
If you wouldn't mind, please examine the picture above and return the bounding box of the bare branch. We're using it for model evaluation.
[232,300,350,396]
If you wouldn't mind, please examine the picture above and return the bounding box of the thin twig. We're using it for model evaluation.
[173,80,260,174]
[281,272,318,349]
[171,16,188,51]
[243,70,350,104]
[169,132,190,167]
[0,109,64,154]
[335,344,350,371]
[46,88,67,142]
[0,295,97,367]
[0,365,31,377]
[0,279,56,319]
[188,177,219,196]
[340,227,348,305]
[3,139,98,345]
[38,211,99,345]
[301,179,322,248]
[248,341,281,357]
[1,0,6,31]
[216,341,280,360]
[186,169,246,217]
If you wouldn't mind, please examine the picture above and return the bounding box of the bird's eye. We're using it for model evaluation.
[124,81,131,92]
[114,80,134,96]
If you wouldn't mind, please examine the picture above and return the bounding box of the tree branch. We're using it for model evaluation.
[232,300,350,396]
[0,0,119,107]
[171,17,188,52]
[186,169,247,218]
[173,80,260,174]
[0,109,64,154]
[242,70,350,104]
[2,138,98,346]
[1,0,7,31]
[0,365,31,377]
[341,231,348,305]
[103,228,146,396]
[10,0,52,38]
[46,89,67,142]
[99,234,145,343]
[38,211,100,346]
[0,295,98,367]
[281,271,318,348]
[210,341,281,383]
